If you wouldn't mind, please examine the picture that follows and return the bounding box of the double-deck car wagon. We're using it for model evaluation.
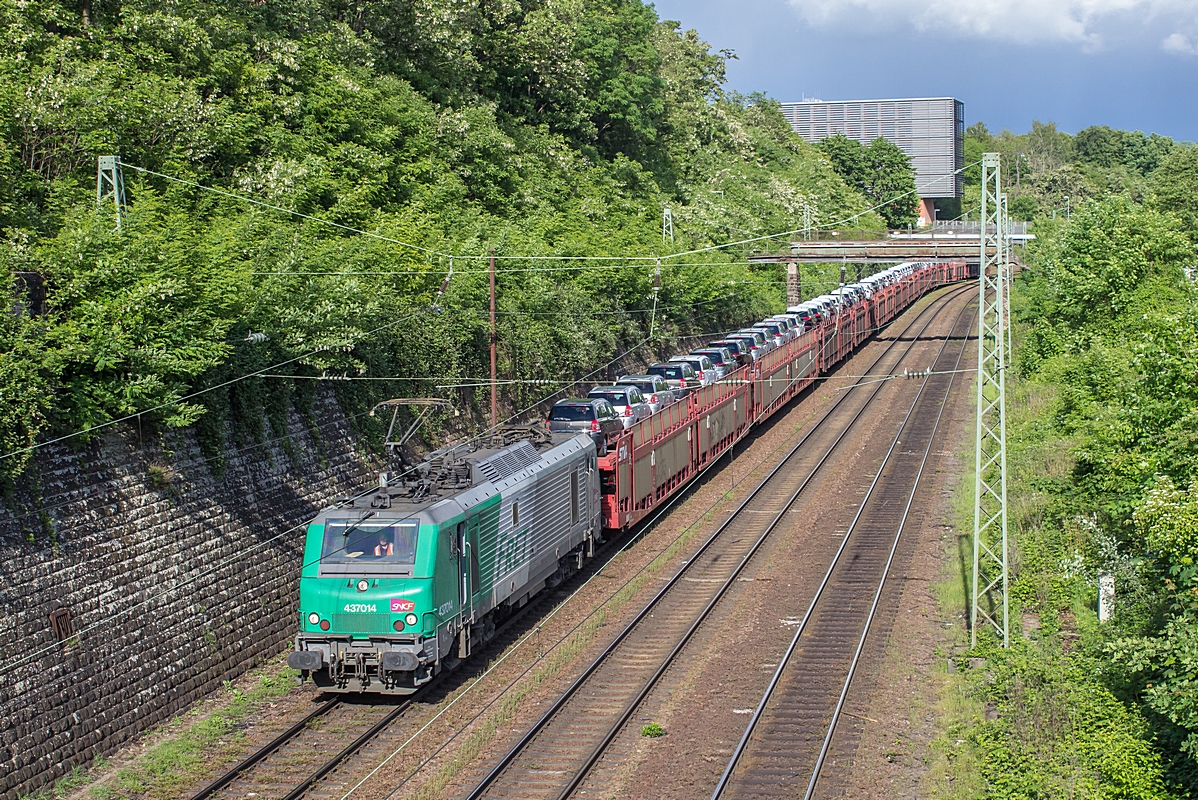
[289,261,972,694]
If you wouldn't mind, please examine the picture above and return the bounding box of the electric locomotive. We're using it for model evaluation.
[288,427,601,694]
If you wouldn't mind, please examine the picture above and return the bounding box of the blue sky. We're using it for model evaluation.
[647,0,1198,141]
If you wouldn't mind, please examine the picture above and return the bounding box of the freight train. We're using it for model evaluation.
[287,261,971,693]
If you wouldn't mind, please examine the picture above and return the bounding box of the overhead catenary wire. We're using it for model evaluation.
[126,158,980,267]
[0,306,438,464]
[0,276,749,464]
[122,165,449,259]
[1,157,977,465]
[1,323,675,670]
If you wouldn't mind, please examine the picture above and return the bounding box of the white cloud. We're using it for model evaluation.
[1162,31,1198,53]
[787,0,1198,48]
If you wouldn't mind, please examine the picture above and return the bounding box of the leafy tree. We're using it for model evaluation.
[1150,146,1198,232]
[816,135,917,227]
[1106,476,1198,785]
[1009,194,1039,221]
[0,0,888,477]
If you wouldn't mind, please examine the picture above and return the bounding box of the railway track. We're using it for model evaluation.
[710,290,978,800]
[190,697,413,800]
[460,284,973,800]
[187,549,609,800]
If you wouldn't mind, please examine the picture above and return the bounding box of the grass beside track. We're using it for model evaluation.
[921,316,1174,799]
[48,656,298,800]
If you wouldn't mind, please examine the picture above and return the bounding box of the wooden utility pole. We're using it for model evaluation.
[489,249,497,430]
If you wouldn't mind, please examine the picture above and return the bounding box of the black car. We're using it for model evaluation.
[547,398,624,453]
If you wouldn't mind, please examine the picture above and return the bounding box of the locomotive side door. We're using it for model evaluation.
[457,517,480,659]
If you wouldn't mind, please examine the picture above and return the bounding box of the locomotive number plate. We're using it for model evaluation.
[343,603,378,613]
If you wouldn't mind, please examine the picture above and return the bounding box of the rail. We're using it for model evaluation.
[711,290,977,799]
[463,283,973,800]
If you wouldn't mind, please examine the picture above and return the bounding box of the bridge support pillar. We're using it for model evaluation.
[786,262,801,306]
[917,197,934,227]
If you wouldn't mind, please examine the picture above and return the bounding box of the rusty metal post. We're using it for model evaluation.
[489,249,498,430]
[786,262,801,306]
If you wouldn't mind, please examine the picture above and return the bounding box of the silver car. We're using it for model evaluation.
[691,347,736,379]
[724,333,764,362]
[737,328,772,354]
[616,375,678,414]
[771,314,805,335]
[754,320,789,346]
[588,385,652,428]
[668,354,716,386]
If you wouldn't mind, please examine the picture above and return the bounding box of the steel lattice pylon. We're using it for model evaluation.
[972,153,1010,648]
[96,155,126,231]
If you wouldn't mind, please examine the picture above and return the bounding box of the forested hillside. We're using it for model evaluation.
[938,129,1198,797]
[0,0,887,479]
[960,120,1190,221]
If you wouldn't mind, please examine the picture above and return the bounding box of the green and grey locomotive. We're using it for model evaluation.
[287,429,601,694]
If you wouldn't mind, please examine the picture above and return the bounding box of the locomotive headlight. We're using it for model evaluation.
[393,619,405,632]
[405,613,419,627]
[356,579,369,592]
[308,612,320,625]
[319,619,330,631]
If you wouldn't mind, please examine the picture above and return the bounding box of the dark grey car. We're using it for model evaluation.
[709,339,751,368]
[547,398,624,452]
[728,331,767,360]
[647,361,699,395]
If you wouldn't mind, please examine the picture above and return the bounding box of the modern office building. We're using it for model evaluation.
[780,97,965,224]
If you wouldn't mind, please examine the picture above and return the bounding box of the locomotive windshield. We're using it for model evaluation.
[320,518,419,565]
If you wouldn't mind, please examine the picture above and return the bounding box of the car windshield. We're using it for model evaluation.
[619,380,654,393]
[696,351,726,365]
[591,391,630,406]
[551,405,595,421]
[649,365,685,379]
[321,518,418,564]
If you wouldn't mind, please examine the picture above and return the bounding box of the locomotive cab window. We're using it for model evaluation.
[321,519,418,565]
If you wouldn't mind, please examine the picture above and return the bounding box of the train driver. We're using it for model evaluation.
[373,534,394,557]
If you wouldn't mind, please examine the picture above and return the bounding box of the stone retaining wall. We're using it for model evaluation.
[0,394,377,798]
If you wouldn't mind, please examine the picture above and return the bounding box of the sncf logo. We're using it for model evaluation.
[391,599,415,613]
